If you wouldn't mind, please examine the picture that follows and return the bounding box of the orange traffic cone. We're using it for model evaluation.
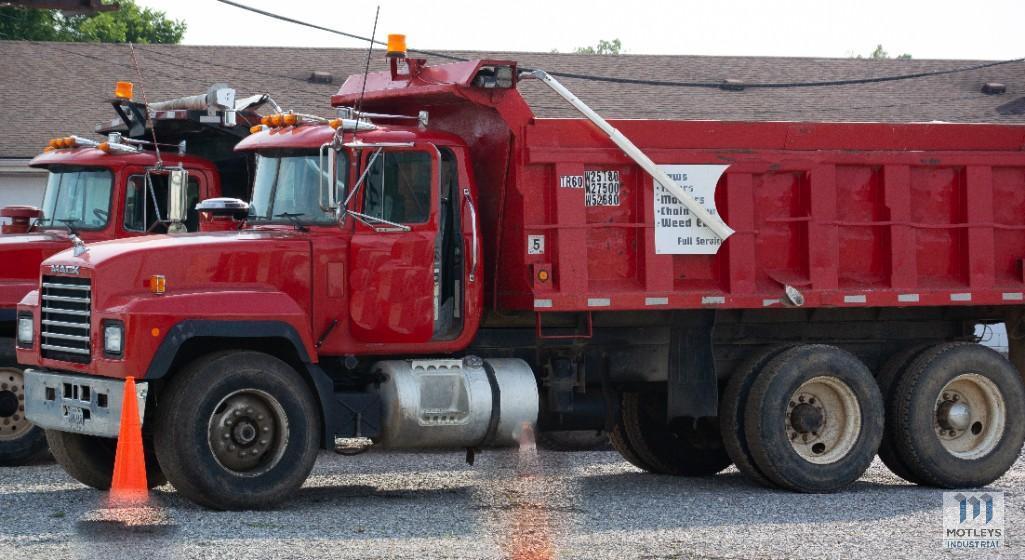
[110,376,148,505]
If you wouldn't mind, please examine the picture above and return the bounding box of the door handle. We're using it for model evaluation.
[462,188,478,283]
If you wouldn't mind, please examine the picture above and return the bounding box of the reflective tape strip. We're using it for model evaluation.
[950,293,972,302]
[533,299,553,308]
[587,298,611,307]
[645,297,669,306]
[701,296,725,305]
[1003,292,1024,302]
[844,295,867,304]
[898,293,920,303]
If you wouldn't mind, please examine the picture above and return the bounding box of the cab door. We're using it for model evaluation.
[348,145,439,343]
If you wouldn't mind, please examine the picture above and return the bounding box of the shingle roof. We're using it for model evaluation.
[1,40,1023,158]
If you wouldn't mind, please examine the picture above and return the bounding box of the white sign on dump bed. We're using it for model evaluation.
[654,165,729,255]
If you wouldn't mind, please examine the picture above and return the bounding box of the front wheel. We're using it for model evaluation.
[0,367,49,466]
[154,351,321,510]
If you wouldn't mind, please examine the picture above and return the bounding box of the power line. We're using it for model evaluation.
[214,0,1025,90]
[214,0,464,61]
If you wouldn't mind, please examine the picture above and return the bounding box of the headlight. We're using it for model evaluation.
[103,321,124,357]
[16,314,33,347]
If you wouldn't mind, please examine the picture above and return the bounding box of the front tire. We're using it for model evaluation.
[0,367,48,466]
[154,351,321,510]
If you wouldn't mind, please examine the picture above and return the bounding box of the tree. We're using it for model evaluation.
[853,44,912,60]
[0,1,186,43]
[575,38,622,55]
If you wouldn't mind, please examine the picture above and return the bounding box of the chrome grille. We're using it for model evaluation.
[40,275,91,363]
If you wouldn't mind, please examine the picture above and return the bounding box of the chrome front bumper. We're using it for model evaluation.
[24,369,147,438]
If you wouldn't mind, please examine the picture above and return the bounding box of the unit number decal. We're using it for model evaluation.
[559,175,584,189]
[585,170,621,206]
[527,235,545,255]
[654,164,730,255]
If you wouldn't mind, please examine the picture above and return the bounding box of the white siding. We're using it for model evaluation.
[0,159,47,225]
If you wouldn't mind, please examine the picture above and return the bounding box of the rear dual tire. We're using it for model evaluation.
[744,345,883,492]
[611,391,732,476]
[721,345,884,493]
[719,345,794,487]
[884,343,1025,488]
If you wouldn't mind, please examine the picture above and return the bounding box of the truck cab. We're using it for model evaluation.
[236,118,481,354]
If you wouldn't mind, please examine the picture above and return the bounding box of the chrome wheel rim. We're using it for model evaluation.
[207,389,289,476]
[785,376,862,464]
[934,373,1005,460]
[0,368,32,442]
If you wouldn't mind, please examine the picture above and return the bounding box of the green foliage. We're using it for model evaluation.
[574,38,622,55]
[853,44,912,60]
[0,1,185,44]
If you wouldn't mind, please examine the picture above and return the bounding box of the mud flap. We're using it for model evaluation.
[667,311,718,420]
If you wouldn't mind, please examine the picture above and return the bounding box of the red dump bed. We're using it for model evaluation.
[499,118,1025,312]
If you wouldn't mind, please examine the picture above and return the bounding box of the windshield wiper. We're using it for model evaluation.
[57,218,79,236]
[274,212,309,232]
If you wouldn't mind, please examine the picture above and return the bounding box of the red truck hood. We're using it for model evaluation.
[41,230,314,315]
[0,231,70,309]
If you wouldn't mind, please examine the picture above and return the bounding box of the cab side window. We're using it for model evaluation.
[363,151,432,224]
[124,174,201,232]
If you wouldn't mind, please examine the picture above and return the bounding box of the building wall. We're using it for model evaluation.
[0,160,47,224]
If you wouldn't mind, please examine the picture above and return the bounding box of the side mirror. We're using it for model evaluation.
[319,143,338,214]
[167,169,188,233]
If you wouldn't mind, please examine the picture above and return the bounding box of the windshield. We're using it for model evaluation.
[248,150,349,225]
[38,167,114,230]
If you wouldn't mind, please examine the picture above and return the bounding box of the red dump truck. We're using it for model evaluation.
[0,83,269,465]
[15,46,1025,509]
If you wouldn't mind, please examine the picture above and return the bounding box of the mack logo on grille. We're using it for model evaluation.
[49,264,80,275]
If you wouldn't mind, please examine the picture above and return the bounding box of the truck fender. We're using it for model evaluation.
[143,319,312,379]
[143,320,359,449]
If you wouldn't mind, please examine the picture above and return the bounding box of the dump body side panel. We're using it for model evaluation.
[502,119,1025,312]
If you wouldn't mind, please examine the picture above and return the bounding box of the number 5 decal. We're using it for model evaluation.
[527,235,545,255]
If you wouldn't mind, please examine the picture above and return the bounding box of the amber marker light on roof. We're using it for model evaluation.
[387,34,407,58]
[114,81,134,101]
[283,113,298,126]
[250,125,264,134]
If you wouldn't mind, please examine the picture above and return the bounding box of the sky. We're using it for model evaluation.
[140,0,1025,61]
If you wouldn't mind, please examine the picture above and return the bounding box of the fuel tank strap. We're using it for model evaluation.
[478,358,502,448]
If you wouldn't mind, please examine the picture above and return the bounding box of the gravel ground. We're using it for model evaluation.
[0,446,1022,560]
